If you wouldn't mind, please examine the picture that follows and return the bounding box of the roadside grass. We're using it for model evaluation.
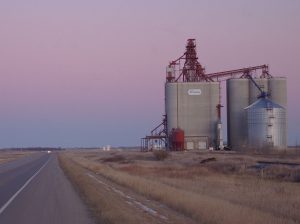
[153,150,169,161]
[58,153,160,224]
[0,151,34,164]
[62,150,300,224]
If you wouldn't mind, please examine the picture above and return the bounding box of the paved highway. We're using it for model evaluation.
[0,152,94,224]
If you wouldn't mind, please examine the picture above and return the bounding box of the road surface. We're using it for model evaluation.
[0,152,94,224]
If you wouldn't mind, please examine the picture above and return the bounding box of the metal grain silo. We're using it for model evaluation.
[227,77,287,150]
[245,98,286,150]
[165,82,220,150]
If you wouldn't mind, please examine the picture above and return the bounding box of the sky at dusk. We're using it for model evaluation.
[0,0,299,147]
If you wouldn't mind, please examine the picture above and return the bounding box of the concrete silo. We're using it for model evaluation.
[141,39,223,151]
[165,39,220,150]
[226,79,250,150]
[165,82,220,150]
[268,77,287,108]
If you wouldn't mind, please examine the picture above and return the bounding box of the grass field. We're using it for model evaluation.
[59,149,300,224]
[0,150,34,165]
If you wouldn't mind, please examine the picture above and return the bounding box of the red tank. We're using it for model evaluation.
[170,128,184,151]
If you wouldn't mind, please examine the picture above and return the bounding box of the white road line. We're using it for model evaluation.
[133,200,158,215]
[0,157,51,215]
[86,173,168,221]
[86,173,111,190]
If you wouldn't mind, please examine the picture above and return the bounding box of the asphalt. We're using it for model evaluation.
[0,152,95,224]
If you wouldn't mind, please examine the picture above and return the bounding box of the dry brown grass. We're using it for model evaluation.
[153,150,169,160]
[0,150,34,164]
[58,153,166,224]
[61,149,300,224]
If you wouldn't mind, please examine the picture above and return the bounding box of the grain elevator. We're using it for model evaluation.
[141,39,287,151]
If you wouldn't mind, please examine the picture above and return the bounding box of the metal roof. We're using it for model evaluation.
[244,98,285,110]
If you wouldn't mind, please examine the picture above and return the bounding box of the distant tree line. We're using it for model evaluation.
[0,147,64,151]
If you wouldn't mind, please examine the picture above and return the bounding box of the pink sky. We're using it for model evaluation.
[0,0,299,147]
